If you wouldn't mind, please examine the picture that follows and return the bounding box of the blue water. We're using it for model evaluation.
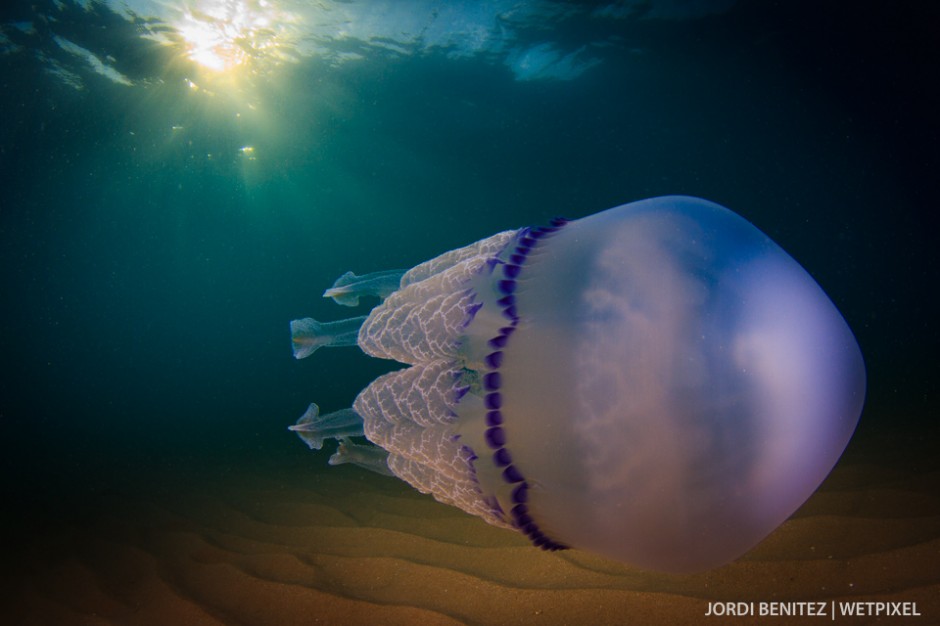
[0,1,937,620]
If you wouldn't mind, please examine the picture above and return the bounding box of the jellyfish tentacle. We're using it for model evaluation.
[288,404,365,450]
[353,362,510,527]
[401,230,518,287]
[289,316,367,359]
[386,452,512,528]
[353,359,461,427]
[323,269,406,307]
[359,234,518,364]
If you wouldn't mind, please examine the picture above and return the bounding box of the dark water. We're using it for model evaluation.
[0,0,937,618]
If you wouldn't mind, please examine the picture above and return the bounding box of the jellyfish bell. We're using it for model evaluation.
[288,196,866,573]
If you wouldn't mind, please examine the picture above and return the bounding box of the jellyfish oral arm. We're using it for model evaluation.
[322,269,407,307]
[289,406,395,476]
[329,437,394,476]
[288,404,365,449]
[289,316,367,359]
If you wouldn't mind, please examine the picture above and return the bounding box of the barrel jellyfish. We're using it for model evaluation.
[288,196,865,573]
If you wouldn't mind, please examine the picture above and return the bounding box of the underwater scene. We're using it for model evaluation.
[1,0,937,624]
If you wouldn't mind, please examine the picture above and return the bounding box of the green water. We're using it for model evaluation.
[0,0,936,547]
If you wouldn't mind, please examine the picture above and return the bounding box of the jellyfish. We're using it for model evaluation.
[288,196,865,573]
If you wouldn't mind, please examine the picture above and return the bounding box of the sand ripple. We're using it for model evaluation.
[2,430,938,625]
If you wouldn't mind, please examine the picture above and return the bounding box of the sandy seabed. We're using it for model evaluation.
[2,425,938,626]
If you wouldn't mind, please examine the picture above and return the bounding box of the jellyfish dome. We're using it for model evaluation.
[288,196,866,573]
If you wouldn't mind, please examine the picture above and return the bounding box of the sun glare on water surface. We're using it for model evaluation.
[147,0,307,180]
[176,0,292,73]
